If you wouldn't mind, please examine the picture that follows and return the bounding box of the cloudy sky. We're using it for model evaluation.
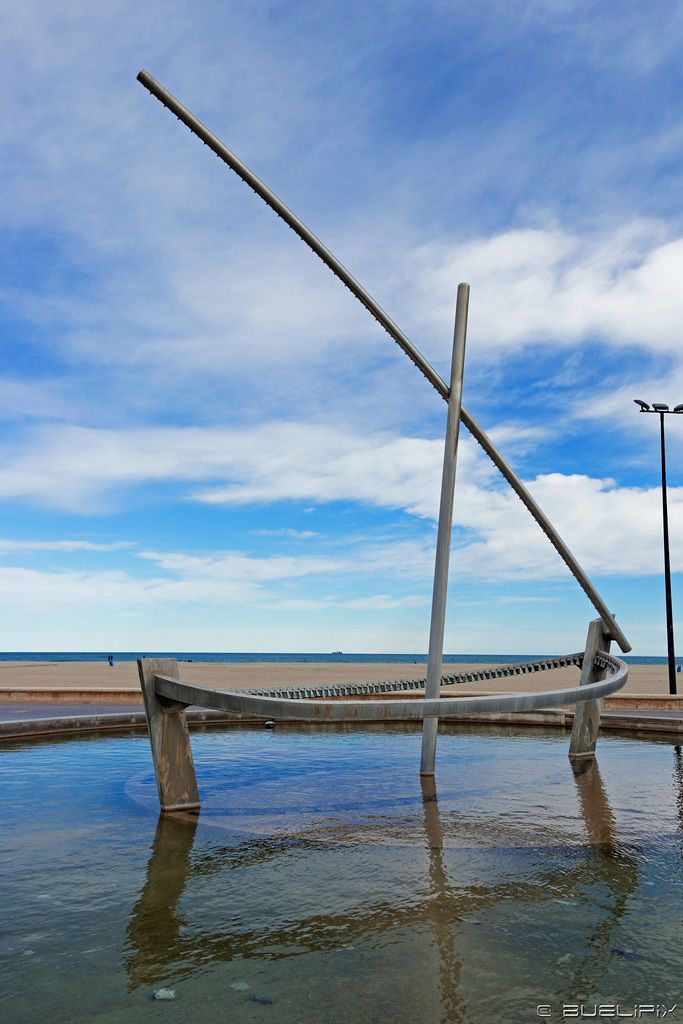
[2,0,683,654]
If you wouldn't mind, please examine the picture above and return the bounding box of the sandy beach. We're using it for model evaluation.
[0,658,677,698]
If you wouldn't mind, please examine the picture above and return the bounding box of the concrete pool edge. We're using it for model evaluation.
[3,703,683,740]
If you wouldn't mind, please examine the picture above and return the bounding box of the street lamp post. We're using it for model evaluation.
[634,400,683,696]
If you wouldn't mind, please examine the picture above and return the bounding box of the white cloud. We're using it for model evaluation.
[0,422,448,513]
[161,246,371,369]
[450,473,681,580]
[0,566,157,613]
[193,431,449,516]
[342,594,428,610]
[5,0,681,401]
[0,539,133,553]
[144,219,683,385]
[523,0,683,75]
[574,370,683,435]
[0,420,679,584]
[0,539,434,615]
[138,548,350,583]
[393,222,683,357]
[0,379,74,422]
[254,529,319,538]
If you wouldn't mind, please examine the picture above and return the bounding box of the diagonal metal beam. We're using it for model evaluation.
[136,69,630,654]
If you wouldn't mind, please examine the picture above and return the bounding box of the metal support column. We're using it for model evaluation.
[138,658,201,812]
[568,619,611,758]
[420,283,469,776]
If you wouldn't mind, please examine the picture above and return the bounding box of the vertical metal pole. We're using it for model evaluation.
[420,283,469,776]
[660,413,677,696]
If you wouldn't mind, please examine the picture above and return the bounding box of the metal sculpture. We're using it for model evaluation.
[136,71,630,810]
[138,642,627,812]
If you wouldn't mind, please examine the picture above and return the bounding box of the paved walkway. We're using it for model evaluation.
[0,701,143,721]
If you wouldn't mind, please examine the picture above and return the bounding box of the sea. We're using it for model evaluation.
[0,651,672,665]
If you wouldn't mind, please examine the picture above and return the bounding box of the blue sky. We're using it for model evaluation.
[2,0,683,653]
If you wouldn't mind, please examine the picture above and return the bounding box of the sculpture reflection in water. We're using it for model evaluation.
[125,811,200,990]
[124,760,641,1021]
[565,757,639,1002]
[420,775,468,1023]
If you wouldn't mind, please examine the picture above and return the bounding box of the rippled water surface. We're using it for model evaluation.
[1,723,682,1023]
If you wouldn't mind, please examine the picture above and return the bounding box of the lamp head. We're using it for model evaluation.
[652,403,670,412]
[634,400,650,411]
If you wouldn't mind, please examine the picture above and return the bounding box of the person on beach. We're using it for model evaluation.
[108,654,113,667]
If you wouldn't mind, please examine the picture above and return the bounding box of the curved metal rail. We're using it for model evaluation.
[136,69,630,655]
[153,650,626,723]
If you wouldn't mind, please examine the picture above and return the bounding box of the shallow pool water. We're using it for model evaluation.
[1,722,682,1023]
